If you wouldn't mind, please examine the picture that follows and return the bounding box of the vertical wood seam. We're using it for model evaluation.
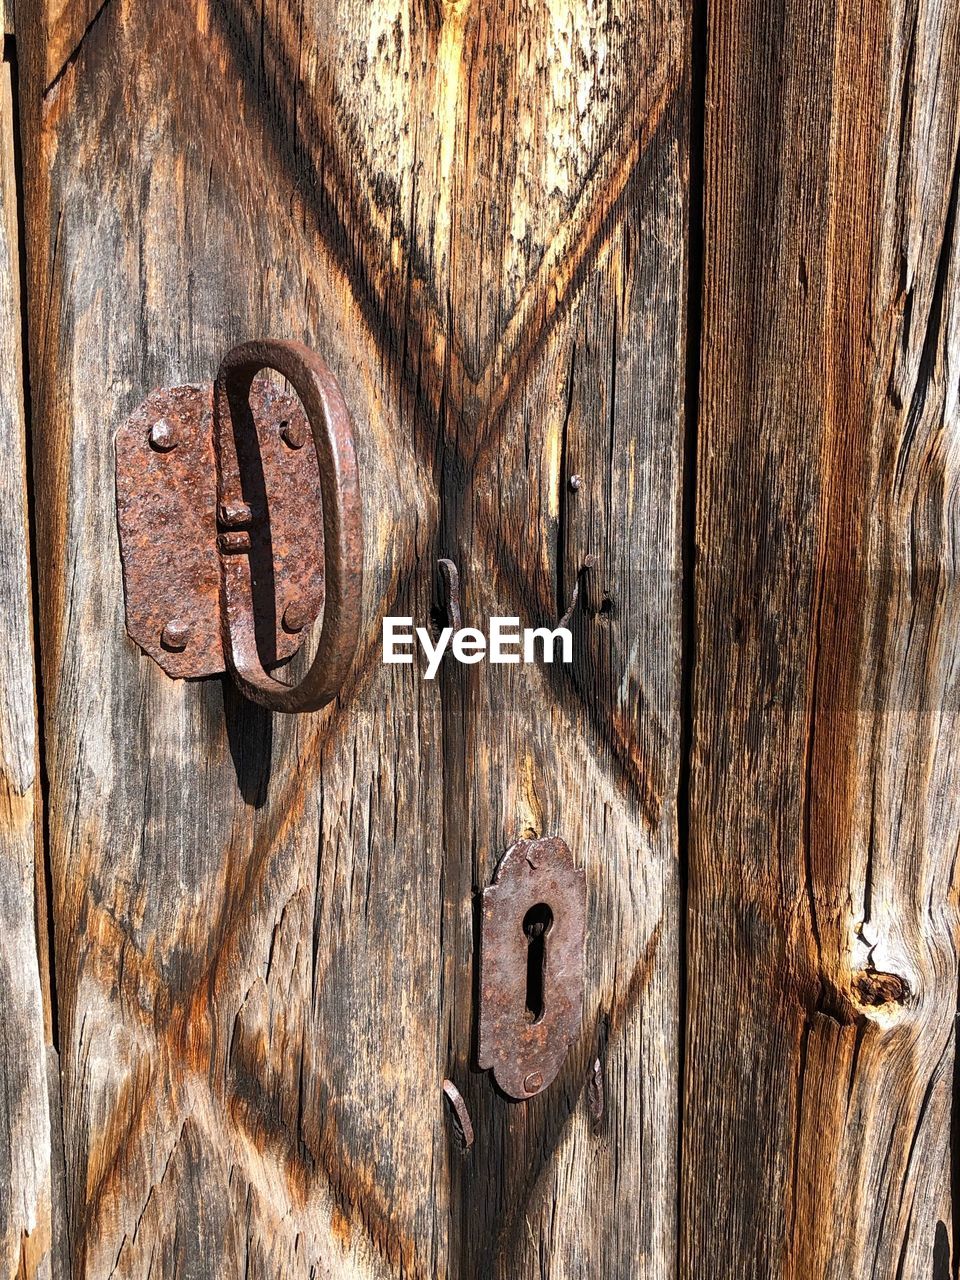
[4,30,59,1064]
[677,0,708,1272]
[5,28,66,1273]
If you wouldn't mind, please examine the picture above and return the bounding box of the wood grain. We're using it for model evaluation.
[0,53,53,1280]
[13,0,960,1271]
[35,0,106,89]
[17,1,688,1276]
[434,24,688,1274]
[683,0,960,1275]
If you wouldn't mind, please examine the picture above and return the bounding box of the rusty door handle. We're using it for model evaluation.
[214,340,363,712]
[116,339,363,713]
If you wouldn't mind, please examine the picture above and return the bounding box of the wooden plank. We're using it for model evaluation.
[684,0,960,1275]
[19,1,688,1277]
[0,54,53,1280]
[19,2,446,1274]
[434,5,689,1274]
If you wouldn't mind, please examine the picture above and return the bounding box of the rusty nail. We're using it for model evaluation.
[558,556,597,628]
[160,619,191,651]
[587,1057,604,1126]
[280,417,308,450]
[218,499,253,528]
[282,601,310,633]
[438,558,462,631]
[148,419,177,452]
[559,582,581,629]
[523,1071,544,1095]
[568,474,583,492]
[442,1079,475,1150]
[218,530,251,554]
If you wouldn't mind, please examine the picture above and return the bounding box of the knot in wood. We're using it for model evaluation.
[852,969,910,1009]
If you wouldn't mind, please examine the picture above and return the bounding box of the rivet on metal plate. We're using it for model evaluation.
[478,835,586,1100]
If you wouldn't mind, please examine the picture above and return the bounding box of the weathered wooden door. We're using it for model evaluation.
[1,0,958,1277]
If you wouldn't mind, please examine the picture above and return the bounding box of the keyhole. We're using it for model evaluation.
[522,903,553,1024]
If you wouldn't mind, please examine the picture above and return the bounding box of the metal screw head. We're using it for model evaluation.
[148,419,178,451]
[523,1071,544,1094]
[279,417,308,450]
[160,619,191,651]
[568,474,583,492]
[282,601,311,633]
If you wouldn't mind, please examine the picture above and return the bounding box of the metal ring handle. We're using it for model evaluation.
[213,339,363,713]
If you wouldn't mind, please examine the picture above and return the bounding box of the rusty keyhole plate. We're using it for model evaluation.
[115,378,325,678]
[478,836,586,1099]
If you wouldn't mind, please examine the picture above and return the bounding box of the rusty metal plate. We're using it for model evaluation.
[115,378,324,678]
[478,836,586,1099]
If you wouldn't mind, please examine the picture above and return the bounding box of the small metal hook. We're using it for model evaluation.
[587,1056,604,1128]
[558,555,598,628]
[442,1078,475,1150]
[438,558,462,630]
